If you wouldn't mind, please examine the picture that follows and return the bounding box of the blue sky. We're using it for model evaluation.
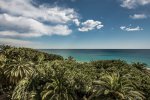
[0,0,150,49]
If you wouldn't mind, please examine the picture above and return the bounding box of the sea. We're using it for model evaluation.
[39,49,150,67]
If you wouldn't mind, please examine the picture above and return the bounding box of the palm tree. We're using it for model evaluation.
[41,61,75,100]
[132,62,147,70]
[12,78,30,100]
[0,54,7,94]
[41,78,74,100]
[12,75,42,100]
[4,56,35,84]
[92,72,145,100]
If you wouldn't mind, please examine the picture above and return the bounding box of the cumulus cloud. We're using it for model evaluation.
[0,0,78,37]
[73,19,80,26]
[120,0,150,9]
[78,20,104,32]
[0,0,105,38]
[120,26,143,31]
[0,0,78,23]
[0,14,72,37]
[129,14,147,19]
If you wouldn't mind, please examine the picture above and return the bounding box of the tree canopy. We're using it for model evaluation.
[0,45,150,100]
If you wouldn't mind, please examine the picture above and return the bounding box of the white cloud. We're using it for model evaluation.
[129,14,147,19]
[120,26,143,31]
[0,14,72,37]
[0,0,104,38]
[0,0,78,37]
[78,20,104,32]
[0,0,78,24]
[120,0,150,9]
[73,19,80,26]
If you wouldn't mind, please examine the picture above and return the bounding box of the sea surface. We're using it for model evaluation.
[39,49,150,67]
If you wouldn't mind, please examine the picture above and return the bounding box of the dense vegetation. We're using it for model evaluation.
[0,46,150,100]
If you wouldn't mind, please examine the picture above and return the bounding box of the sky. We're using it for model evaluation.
[0,0,150,49]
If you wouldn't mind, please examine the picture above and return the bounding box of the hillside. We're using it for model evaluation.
[0,46,150,100]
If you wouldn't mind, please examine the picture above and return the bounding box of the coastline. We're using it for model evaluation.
[39,49,150,67]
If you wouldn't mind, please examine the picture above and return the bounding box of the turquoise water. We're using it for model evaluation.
[39,49,150,66]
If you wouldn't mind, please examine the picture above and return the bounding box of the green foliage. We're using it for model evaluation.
[41,61,75,100]
[92,72,145,100]
[0,45,63,62]
[0,45,150,100]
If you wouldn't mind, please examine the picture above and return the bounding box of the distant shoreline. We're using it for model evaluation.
[39,49,150,67]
